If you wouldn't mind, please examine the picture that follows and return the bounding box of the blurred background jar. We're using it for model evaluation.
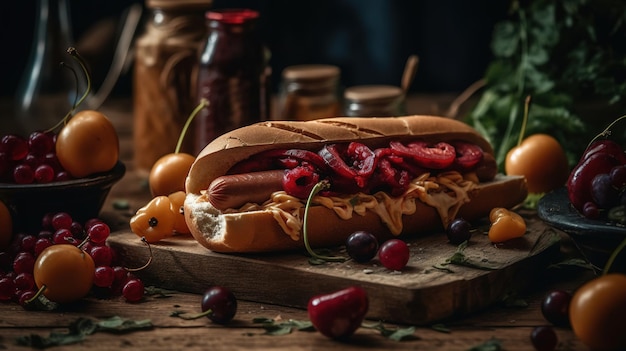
[13,0,76,136]
[277,64,340,121]
[133,0,212,174]
[195,8,269,154]
[343,85,407,117]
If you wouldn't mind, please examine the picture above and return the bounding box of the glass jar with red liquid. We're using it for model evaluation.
[195,8,269,153]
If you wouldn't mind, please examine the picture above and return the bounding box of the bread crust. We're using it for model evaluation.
[184,115,526,253]
[185,174,528,253]
[186,115,494,195]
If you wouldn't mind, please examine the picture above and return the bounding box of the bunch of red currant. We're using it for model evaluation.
[0,132,71,184]
[0,212,144,307]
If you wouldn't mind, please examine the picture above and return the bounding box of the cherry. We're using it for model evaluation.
[307,286,368,339]
[530,326,558,351]
[201,286,237,324]
[345,231,379,263]
[446,217,472,245]
[567,151,623,212]
[541,289,572,327]
[378,239,410,271]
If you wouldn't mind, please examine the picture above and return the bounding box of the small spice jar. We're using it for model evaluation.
[195,8,269,153]
[133,0,212,173]
[277,64,341,121]
[343,85,407,117]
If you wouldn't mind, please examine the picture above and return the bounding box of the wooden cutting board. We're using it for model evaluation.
[107,213,560,326]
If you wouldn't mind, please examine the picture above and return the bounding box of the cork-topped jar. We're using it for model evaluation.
[133,0,212,173]
[277,64,341,121]
[343,85,406,117]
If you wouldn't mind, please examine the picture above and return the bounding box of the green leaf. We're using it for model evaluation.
[467,338,502,351]
[15,317,153,349]
[362,321,419,341]
[431,323,451,333]
[97,316,153,332]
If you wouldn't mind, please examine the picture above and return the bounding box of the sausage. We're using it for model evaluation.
[207,170,285,210]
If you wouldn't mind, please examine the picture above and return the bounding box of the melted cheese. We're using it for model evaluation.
[233,171,477,241]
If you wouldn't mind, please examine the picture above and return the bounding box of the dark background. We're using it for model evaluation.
[2,0,509,98]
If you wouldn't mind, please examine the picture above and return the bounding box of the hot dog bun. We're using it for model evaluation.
[184,115,528,253]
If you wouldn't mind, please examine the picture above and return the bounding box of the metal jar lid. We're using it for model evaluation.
[344,85,404,102]
[146,0,213,9]
[282,65,340,81]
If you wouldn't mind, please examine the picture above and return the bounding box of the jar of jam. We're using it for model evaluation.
[343,85,407,117]
[133,0,212,173]
[277,64,341,121]
[195,8,269,153]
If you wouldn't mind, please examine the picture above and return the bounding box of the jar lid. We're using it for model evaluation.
[146,0,213,9]
[206,9,259,24]
[282,65,340,81]
[344,85,404,101]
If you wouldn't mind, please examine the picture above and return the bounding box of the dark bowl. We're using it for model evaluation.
[0,161,126,232]
[538,187,626,273]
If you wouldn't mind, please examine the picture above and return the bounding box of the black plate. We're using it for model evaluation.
[538,187,626,272]
[538,187,625,236]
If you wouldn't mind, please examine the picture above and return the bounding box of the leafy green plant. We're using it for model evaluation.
[466,0,626,171]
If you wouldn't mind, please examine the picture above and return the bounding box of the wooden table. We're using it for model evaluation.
[0,97,592,350]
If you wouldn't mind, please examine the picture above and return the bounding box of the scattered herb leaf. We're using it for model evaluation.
[15,316,152,349]
[466,337,502,351]
[144,286,175,298]
[361,321,419,341]
[431,323,451,333]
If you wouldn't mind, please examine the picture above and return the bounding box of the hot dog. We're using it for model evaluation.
[184,115,528,253]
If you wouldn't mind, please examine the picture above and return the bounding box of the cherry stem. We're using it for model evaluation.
[602,237,626,275]
[46,47,93,133]
[586,114,626,150]
[25,284,47,305]
[302,181,346,263]
[176,99,208,154]
[125,237,154,272]
[516,95,532,147]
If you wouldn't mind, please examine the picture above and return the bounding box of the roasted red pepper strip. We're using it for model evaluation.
[451,141,484,170]
[389,141,456,169]
[319,142,376,188]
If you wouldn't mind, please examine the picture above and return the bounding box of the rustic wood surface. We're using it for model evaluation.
[0,97,593,350]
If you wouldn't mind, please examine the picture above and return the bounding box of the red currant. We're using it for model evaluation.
[122,279,145,303]
[88,222,110,244]
[51,212,73,231]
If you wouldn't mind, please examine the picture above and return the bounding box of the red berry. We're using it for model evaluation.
[123,279,145,302]
[51,212,73,230]
[88,222,111,244]
[13,163,34,184]
[378,239,410,271]
[34,164,55,183]
[94,266,115,288]
[308,286,368,339]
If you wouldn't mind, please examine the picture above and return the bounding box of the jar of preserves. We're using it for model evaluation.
[133,0,212,173]
[343,85,407,117]
[277,64,341,121]
[195,8,269,153]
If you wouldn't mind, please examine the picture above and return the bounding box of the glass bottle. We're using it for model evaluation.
[343,85,407,117]
[13,0,75,136]
[133,0,212,173]
[277,64,341,121]
[195,8,269,153]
